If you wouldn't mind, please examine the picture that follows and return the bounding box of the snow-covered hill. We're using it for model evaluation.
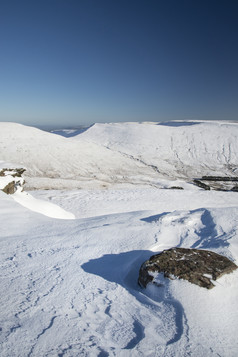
[1,120,238,356]
[0,121,238,189]
[0,122,158,189]
[78,120,238,180]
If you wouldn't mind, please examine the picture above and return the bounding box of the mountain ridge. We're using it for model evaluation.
[0,121,237,189]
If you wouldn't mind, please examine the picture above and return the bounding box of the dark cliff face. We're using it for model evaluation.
[0,168,26,194]
[138,247,237,289]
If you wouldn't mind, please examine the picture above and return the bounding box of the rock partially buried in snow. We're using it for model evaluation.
[0,168,25,178]
[0,168,25,194]
[138,247,237,289]
[1,180,16,194]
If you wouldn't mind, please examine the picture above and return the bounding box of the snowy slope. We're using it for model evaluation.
[78,120,238,179]
[1,121,238,189]
[0,188,238,356]
[0,123,158,189]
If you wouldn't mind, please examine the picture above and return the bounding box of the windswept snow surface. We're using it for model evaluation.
[0,121,238,189]
[1,187,238,356]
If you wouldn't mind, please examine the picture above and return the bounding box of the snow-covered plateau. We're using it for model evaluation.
[0,120,238,356]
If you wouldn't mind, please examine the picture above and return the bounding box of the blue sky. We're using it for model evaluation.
[0,0,237,127]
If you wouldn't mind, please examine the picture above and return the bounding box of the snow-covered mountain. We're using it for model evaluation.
[78,120,238,179]
[0,122,161,189]
[0,121,237,189]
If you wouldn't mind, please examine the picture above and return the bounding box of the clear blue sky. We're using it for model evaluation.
[0,0,237,127]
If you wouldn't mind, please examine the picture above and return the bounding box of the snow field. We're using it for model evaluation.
[1,187,238,356]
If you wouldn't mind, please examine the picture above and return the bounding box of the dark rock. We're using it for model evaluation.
[193,179,210,190]
[201,176,238,182]
[0,168,25,177]
[2,181,16,194]
[0,167,25,194]
[12,168,26,177]
[169,186,184,190]
[138,247,237,289]
[193,176,238,191]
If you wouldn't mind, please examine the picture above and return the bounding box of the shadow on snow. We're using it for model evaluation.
[81,248,186,347]
[81,207,233,348]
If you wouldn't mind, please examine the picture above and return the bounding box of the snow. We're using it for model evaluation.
[1,120,238,190]
[77,120,238,179]
[0,160,23,170]
[0,175,15,190]
[0,122,160,190]
[12,190,75,220]
[0,121,238,356]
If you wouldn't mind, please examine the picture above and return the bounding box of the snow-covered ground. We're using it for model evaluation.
[0,121,238,356]
[1,187,238,356]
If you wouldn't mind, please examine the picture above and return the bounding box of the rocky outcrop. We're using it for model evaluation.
[0,168,25,177]
[193,179,211,190]
[193,176,238,191]
[201,176,238,181]
[2,181,16,194]
[138,247,237,289]
[0,168,25,194]
[168,186,184,190]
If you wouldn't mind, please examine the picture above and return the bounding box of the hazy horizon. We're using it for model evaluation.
[2,118,238,133]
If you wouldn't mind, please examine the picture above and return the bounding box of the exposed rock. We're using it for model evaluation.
[193,179,210,190]
[201,176,238,182]
[0,168,25,194]
[2,181,16,194]
[169,186,184,190]
[138,247,237,289]
[193,176,238,191]
[0,168,25,177]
